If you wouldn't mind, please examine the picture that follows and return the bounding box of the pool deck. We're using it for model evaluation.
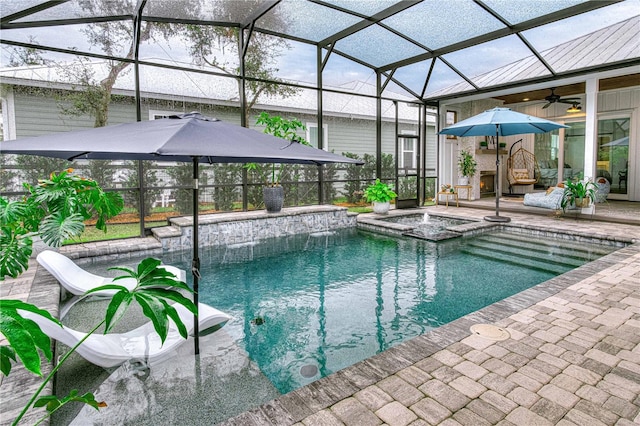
[2,205,640,425]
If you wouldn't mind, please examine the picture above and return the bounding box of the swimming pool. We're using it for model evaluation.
[56,226,617,424]
[193,227,614,393]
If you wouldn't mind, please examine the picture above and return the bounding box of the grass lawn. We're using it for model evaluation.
[63,222,166,245]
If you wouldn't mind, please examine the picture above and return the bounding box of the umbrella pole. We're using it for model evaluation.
[485,125,510,223]
[192,156,200,354]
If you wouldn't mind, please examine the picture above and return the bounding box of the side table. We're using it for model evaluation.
[454,185,472,201]
[436,191,458,207]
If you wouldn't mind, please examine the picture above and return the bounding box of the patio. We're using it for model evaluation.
[2,206,639,425]
[1,1,639,425]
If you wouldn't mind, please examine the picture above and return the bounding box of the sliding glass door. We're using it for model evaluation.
[597,117,629,197]
[535,115,630,200]
[534,121,585,188]
[563,121,586,183]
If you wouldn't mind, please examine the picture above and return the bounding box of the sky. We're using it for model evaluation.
[1,0,638,97]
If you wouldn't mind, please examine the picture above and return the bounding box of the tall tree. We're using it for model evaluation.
[183,1,298,124]
[65,0,193,127]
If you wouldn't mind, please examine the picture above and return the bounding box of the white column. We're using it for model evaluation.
[584,78,598,181]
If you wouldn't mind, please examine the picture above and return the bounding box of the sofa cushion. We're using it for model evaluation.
[523,187,564,209]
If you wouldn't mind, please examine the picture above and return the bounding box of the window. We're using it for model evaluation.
[399,133,417,169]
[306,123,328,150]
[445,111,458,139]
[149,110,175,120]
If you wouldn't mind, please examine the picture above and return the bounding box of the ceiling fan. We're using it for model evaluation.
[542,87,581,109]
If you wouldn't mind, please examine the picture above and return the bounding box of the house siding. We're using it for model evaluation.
[8,88,434,164]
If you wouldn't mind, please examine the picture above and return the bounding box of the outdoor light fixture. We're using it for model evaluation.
[566,103,582,113]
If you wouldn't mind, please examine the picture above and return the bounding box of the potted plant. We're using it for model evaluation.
[246,112,308,213]
[0,170,195,424]
[560,179,596,211]
[457,149,477,186]
[440,184,454,193]
[499,142,507,149]
[364,179,397,214]
[479,141,488,150]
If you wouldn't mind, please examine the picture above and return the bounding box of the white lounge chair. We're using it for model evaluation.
[19,303,230,368]
[37,250,186,296]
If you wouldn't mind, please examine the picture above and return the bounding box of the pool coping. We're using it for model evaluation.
[218,209,639,425]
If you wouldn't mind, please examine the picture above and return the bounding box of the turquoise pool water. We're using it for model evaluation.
[194,228,614,393]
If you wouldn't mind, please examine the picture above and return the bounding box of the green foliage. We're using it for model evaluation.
[182,3,299,121]
[123,162,161,217]
[7,36,49,67]
[212,164,242,211]
[341,152,394,203]
[0,300,60,377]
[256,112,307,141]
[34,389,105,415]
[322,162,338,204]
[457,149,477,177]
[0,166,14,193]
[280,164,318,206]
[398,176,417,199]
[7,258,193,425]
[94,258,195,340]
[342,152,366,203]
[81,160,116,189]
[0,169,124,279]
[246,112,309,186]
[424,177,436,201]
[14,156,71,187]
[54,56,109,125]
[380,153,396,180]
[560,179,596,212]
[364,179,397,203]
[166,163,208,215]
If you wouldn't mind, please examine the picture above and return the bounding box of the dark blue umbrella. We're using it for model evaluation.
[440,107,567,222]
[1,112,363,353]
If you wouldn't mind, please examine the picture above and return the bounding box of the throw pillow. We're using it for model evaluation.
[545,186,556,195]
[513,169,529,180]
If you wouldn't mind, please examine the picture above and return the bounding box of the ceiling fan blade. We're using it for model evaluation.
[558,100,579,105]
[542,102,551,109]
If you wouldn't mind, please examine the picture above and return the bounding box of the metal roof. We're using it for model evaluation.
[1,0,639,102]
[429,14,640,100]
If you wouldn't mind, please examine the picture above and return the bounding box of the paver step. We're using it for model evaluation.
[486,232,611,256]
[475,233,609,262]
[465,240,585,269]
[459,246,570,275]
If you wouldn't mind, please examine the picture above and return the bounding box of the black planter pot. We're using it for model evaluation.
[263,185,284,213]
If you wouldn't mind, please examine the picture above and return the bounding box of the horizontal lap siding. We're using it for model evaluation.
[14,93,102,137]
[12,90,435,165]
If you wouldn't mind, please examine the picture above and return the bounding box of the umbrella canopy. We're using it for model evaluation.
[1,112,363,354]
[440,107,568,137]
[440,107,567,222]
[0,112,360,165]
[601,136,629,147]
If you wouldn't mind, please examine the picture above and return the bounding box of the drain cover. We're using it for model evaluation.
[470,324,510,341]
[300,364,318,378]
